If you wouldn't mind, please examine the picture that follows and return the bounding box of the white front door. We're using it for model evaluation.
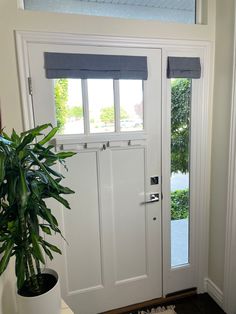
[26,43,163,313]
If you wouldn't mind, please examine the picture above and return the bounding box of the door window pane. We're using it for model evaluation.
[54,79,84,135]
[119,80,143,132]
[170,78,191,267]
[87,79,115,133]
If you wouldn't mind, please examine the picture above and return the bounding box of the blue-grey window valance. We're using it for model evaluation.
[167,57,201,79]
[44,52,148,80]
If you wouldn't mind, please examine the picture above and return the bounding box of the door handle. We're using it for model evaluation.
[141,193,159,204]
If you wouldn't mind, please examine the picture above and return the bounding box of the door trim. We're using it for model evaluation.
[15,30,213,295]
[223,5,236,313]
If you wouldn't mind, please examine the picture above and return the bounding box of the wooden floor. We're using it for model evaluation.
[125,293,225,314]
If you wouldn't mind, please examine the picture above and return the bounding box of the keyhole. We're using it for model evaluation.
[153,217,157,221]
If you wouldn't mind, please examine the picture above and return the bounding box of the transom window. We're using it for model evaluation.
[54,78,144,135]
[23,0,196,24]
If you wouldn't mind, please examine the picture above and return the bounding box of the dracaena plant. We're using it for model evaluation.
[0,124,76,296]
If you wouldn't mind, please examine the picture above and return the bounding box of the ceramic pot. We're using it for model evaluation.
[16,268,61,314]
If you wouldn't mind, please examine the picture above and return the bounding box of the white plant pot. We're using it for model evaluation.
[16,268,61,314]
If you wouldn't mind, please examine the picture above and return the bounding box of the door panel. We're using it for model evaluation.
[27,43,162,313]
[62,152,103,293]
[111,148,147,283]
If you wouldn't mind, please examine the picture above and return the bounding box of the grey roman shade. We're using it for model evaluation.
[167,57,201,79]
[44,52,148,80]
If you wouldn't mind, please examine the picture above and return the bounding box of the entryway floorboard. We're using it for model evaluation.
[101,293,225,314]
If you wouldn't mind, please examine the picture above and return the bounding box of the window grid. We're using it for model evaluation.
[54,78,144,136]
[82,79,90,135]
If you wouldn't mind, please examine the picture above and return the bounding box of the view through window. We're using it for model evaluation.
[54,78,144,135]
[170,78,191,267]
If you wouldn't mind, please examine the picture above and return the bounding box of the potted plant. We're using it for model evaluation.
[0,124,76,314]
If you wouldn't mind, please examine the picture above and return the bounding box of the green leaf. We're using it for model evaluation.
[57,185,75,195]
[7,177,18,205]
[0,151,6,183]
[38,127,58,146]
[19,168,29,210]
[56,151,76,159]
[30,232,45,264]
[39,207,59,228]
[16,133,35,152]
[41,244,53,260]
[0,242,7,254]
[11,129,21,145]
[0,241,14,275]
[44,165,64,179]
[21,124,52,137]
[49,192,71,209]
[43,241,62,254]
[0,136,12,145]
[2,132,11,141]
[29,151,59,190]
[40,225,52,235]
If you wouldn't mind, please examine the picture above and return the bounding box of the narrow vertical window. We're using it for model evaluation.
[54,79,84,135]
[170,78,191,267]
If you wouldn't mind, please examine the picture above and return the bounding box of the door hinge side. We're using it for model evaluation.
[27,77,33,96]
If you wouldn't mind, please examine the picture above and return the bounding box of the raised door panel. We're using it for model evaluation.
[111,147,147,284]
[61,152,103,293]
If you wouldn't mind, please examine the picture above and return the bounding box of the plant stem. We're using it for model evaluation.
[27,252,40,294]
[19,214,40,294]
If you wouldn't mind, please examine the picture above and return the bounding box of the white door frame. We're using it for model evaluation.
[15,30,212,296]
[223,5,236,313]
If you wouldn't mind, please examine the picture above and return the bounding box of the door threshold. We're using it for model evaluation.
[100,288,197,314]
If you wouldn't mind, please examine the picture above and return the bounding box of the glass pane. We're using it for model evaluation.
[24,0,196,24]
[170,78,191,267]
[87,79,115,133]
[54,79,84,135]
[119,80,143,132]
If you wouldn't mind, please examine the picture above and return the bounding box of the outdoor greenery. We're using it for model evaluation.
[100,106,128,125]
[171,189,189,220]
[68,106,83,119]
[0,124,76,296]
[54,79,68,133]
[170,79,191,220]
[171,79,191,174]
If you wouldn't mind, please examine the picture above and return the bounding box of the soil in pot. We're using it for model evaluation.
[18,273,57,297]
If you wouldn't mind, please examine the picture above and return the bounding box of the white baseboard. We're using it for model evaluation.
[204,278,223,309]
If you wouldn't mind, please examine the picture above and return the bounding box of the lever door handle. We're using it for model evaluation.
[141,193,159,204]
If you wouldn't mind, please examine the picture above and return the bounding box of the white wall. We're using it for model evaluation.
[209,0,235,292]
[0,0,226,313]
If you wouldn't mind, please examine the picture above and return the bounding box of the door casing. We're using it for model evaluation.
[15,30,212,297]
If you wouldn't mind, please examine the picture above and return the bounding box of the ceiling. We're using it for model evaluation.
[78,0,195,11]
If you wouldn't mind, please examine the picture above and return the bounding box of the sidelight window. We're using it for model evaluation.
[170,78,191,267]
[167,56,201,268]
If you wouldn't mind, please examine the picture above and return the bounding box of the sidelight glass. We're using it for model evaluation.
[170,78,191,267]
